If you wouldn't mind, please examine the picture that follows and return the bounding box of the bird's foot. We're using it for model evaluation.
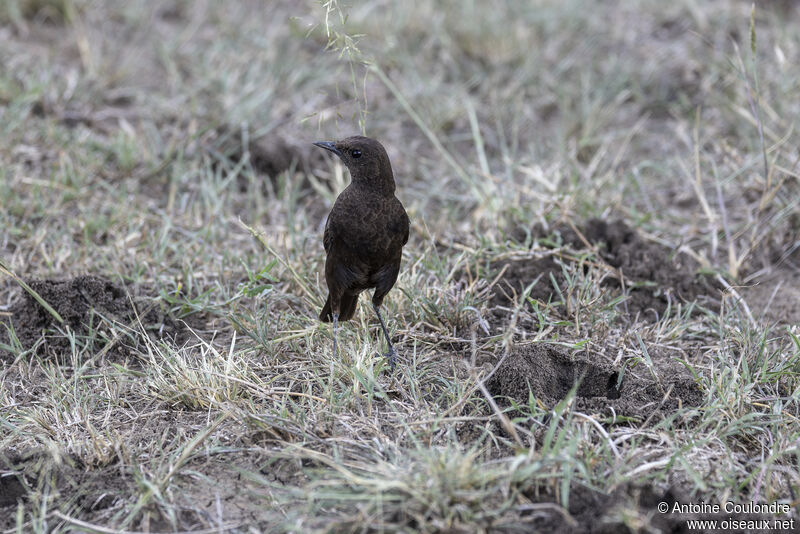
[376,346,397,371]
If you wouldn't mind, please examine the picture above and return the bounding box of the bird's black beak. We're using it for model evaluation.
[313,141,342,157]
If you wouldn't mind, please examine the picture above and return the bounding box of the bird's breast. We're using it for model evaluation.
[329,195,406,262]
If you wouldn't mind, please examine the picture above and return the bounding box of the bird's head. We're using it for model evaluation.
[313,136,395,194]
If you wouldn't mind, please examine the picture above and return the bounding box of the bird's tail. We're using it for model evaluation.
[320,293,359,322]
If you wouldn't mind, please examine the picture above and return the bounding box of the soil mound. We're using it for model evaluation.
[209,126,322,185]
[0,275,180,361]
[487,343,702,421]
[496,219,720,321]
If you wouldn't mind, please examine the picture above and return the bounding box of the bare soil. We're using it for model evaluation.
[741,266,800,326]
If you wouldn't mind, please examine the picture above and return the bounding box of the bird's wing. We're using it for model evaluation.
[323,217,333,253]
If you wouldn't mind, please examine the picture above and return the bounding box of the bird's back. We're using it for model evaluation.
[325,185,408,273]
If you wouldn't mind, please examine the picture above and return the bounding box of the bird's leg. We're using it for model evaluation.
[372,303,396,370]
[332,313,339,359]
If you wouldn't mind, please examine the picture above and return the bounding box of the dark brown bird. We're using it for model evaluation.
[313,136,409,369]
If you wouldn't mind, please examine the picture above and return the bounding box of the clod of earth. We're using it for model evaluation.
[487,343,702,421]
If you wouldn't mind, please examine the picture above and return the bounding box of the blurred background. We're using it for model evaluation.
[2,0,798,258]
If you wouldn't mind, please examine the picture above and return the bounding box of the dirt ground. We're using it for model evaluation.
[2,1,799,532]
[0,275,193,363]
[494,219,722,321]
[487,342,702,422]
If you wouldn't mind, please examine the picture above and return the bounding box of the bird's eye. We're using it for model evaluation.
[351,149,362,158]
